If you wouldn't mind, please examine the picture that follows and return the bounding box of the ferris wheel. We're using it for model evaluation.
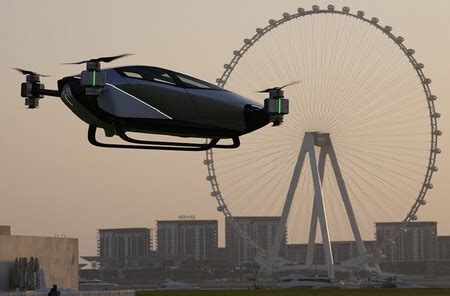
[204,5,440,277]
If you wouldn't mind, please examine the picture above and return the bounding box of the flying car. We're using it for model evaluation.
[15,54,293,151]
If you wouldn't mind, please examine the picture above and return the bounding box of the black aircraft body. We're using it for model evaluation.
[15,54,292,151]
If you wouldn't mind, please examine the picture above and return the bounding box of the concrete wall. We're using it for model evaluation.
[0,235,78,291]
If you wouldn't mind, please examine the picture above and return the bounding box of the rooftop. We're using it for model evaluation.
[98,227,152,233]
[375,221,437,226]
[156,220,217,224]
[226,216,282,221]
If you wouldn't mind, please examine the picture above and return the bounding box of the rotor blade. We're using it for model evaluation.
[257,88,274,93]
[257,80,301,93]
[96,53,133,63]
[13,68,35,75]
[62,53,133,65]
[279,80,301,89]
[12,68,50,77]
[61,61,88,65]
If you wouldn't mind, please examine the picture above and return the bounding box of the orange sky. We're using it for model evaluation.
[1,0,449,256]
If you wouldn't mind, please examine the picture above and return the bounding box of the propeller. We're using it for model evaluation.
[12,68,50,77]
[62,53,133,65]
[13,68,50,109]
[257,80,301,93]
[62,54,132,96]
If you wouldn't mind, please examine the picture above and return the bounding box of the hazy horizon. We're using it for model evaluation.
[1,0,449,256]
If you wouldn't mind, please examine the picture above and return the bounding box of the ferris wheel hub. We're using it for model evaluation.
[309,132,330,147]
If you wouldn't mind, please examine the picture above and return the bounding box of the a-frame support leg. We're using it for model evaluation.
[268,133,334,278]
[266,133,371,278]
[305,146,327,268]
[266,133,310,274]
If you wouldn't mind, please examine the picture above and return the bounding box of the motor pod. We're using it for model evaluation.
[264,88,289,126]
[20,74,44,108]
[80,62,106,96]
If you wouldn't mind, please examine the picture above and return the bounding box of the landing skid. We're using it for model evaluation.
[88,125,240,151]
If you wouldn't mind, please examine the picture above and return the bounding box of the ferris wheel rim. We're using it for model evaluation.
[205,5,440,259]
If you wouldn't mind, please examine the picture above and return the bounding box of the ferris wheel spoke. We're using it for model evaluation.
[340,153,425,191]
[336,76,420,126]
[253,160,300,215]
[216,145,297,174]
[228,157,295,214]
[337,92,425,133]
[341,96,427,130]
[339,158,409,221]
[339,116,429,135]
[337,156,409,207]
[338,178,374,239]
[337,142,429,164]
[339,146,427,175]
[214,142,295,163]
[220,149,298,197]
[340,142,429,152]
[330,28,385,118]
[221,149,297,191]
[334,165,391,239]
[339,154,419,205]
[341,167,399,238]
[273,170,307,219]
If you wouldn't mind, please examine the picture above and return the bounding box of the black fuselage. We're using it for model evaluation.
[58,66,269,139]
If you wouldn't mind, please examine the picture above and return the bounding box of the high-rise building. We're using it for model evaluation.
[438,236,450,260]
[376,221,437,262]
[226,216,285,267]
[156,220,218,262]
[96,228,153,270]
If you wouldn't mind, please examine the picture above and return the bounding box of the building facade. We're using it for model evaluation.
[376,221,437,262]
[96,228,153,270]
[156,220,218,262]
[438,236,450,260]
[226,216,285,267]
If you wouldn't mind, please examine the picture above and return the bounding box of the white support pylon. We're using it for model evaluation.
[305,146,328,268]
[326,137,367,256]
[305,134,368,263]
[307,134,335,278]
[267,132,335,278]
[267,132,369,278]
[266,133,310,275]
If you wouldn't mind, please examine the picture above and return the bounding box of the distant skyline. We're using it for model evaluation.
[1,0,449,256]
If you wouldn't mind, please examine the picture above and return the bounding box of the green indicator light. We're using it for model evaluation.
[278,98,282,113]
[92,71,96,87]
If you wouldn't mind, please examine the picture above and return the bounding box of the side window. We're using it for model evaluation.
[117,67,177,86]
[176,73,223,90]
[152,71,176,86]
[122,71,143,79]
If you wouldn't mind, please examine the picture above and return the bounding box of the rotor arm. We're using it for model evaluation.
[34,88,60,97]
[19,73,60,108]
